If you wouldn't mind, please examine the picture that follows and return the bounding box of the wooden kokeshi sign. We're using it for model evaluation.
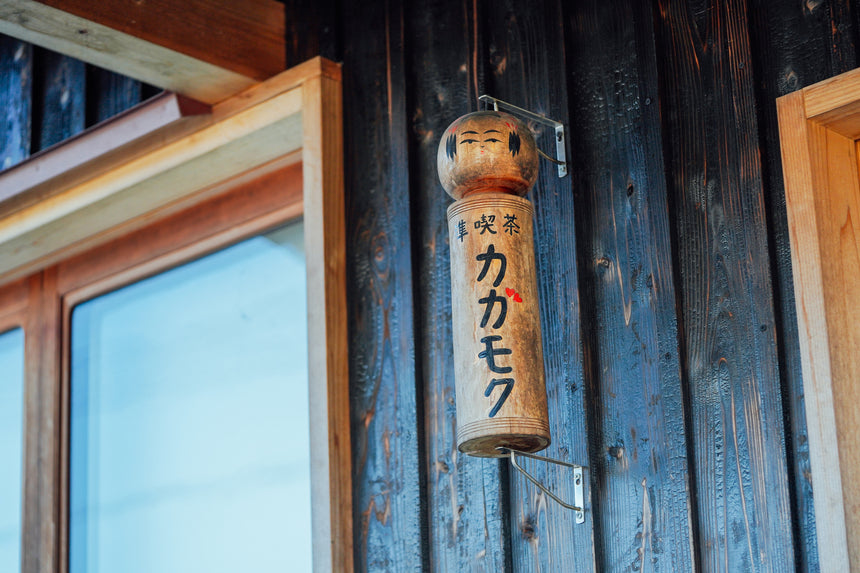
[438,111,550,457]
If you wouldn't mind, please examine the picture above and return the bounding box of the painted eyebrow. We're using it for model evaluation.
[461,130,479,135]
[483,129,502,134]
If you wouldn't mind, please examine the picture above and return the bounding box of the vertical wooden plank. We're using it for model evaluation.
[0,34,32,170]
[302,71,354,573]
[776,92,847,573]
[815,127,860,571]
[22,269,62,573]
[482,1,597,571]
[282,0,339,67]
[652,0,796,570]
[745,2,858,570]
[405,1,512,571]
[565,2,696,571]
[341,0,426,570]
[32,48,86,152]
[85,66,142,126]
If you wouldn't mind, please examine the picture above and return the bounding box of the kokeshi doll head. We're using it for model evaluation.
[437,111,539,200]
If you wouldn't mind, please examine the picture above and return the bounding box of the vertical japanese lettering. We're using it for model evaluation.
[475,244,506,287]
[484,378,515,418]
[477,335,512,374]
[478,289,507,329]
[474,244,515,419]
[457,219,469,242]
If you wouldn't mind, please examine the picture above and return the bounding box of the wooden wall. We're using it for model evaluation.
[2,0,859,570]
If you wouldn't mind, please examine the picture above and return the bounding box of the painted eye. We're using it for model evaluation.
[460,139,479,144]
[483,138,501,143]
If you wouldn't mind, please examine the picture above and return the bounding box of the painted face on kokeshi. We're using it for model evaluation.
[437,111,539,200]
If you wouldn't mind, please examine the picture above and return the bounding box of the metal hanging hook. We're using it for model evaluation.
[478,94,568,178]
[497,447,586,523]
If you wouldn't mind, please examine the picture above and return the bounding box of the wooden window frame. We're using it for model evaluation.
[777,68,860,572]
[0,57,352,573]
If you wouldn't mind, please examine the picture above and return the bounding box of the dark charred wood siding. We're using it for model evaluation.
[2,0,858,570]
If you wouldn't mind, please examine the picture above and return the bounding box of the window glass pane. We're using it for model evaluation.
[69,222,310,573]
[0,327,24,573]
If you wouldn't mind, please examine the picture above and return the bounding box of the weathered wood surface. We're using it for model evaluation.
[3,0,284,80]
[32,48,85,152]
[0,35,31,169]
[653,0,796,570]
[21,269,62,573]
[0,0,285,103]
[778,76,860,568]
[565,2,695,571]
[447,194,550,455]
[283,0,339,69]
[746,2,858,570]
[301,70,355,573]
[406,1,513,569]
[86,67,141,126]
[3,0,856,570]
[0,92,209,212]
[484,1,597,571]
[341,0,426,570]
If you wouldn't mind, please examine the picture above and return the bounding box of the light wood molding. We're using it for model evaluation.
[0,278,28,327]
[0,56,352,573]
[301,72,353,572]
[0,92,211,213]
[0,59,343,284]
[22,269,62,573]
[777,73,860,572]
[0,0,286,104]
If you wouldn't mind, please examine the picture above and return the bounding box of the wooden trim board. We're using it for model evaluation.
[777,71,860,572]
[0,56,352,573]
[0,92,210,213]
[0,0,286,104]
[0,60,340,284]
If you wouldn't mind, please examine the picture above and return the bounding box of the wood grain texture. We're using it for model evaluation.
[85,66,141,126]
[35,0,286,80]
[0,277,28,324]
[743,1,859,569]
[0,34,31,170]
[21,269,62,573]
[447,195,550,455]
[803,66,860,121]
[0,1,262,104]
[0,85,303,282]
[341,0,426,569]
[0,92,210,212]
[32,48,85,152]
[776,92,850,572]
[814,127,860,571]
[565,2,695,571]
[301,72,354,573]
[404,1,512,568]
[653,0,796,570]
[483,1,597,570]
[54,161,303,298]
[781,95,860,570]
[283,0,339,68]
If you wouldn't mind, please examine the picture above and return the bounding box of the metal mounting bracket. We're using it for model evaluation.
[479,94,568,178]
[498,447,586,522]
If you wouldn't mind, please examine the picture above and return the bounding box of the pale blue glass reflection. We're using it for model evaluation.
[0,327,24,573]
[69,223,310,573]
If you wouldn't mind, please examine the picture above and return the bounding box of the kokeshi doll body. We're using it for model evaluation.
[438,111,550,457]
